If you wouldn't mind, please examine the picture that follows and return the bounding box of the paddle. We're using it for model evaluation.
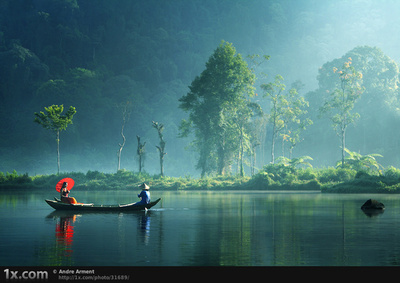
[55,178,75,192]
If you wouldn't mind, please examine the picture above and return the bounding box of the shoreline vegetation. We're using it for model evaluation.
[3,164,400,193]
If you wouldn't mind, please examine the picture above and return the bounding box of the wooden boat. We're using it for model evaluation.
[45,198,161,212]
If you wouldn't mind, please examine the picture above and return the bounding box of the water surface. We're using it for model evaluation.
[1,190,399,266]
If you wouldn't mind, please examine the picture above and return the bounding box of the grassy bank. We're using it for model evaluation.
[321,167,400,193]
[0,169,251,191]
[2,165,400,193]
[250,164,400,193]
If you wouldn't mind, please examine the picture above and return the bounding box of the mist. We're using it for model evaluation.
[1,0,400,177]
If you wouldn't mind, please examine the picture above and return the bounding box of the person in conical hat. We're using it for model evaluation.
[139,182,150,190]
[137,183,150,204]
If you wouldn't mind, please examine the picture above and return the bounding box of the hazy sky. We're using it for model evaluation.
[268,0,400,91]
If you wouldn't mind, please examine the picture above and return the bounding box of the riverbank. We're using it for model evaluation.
[2,166,400,193]
[0,169,251,191]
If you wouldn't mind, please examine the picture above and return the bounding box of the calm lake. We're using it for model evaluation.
[1,189,400,266]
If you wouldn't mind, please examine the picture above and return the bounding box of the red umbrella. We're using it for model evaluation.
[56,178,75,192]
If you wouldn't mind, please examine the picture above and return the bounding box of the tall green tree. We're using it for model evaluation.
[307,46,400,167]
[261,75,296,164]
[281,81,312,158]
[320,57,364,167]
[179,41,256,177]
[262,76,311,163]
[34,105,76,174]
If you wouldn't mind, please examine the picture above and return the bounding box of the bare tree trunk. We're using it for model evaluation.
[117,123,126,171]
[341,126,346,168]
[289,146,293,160]
[340,86,347,168]
[156,145,166,177]
[159,152,164,177]
[252,150,256,176]
[136,135,146,173]
[56,130,60,175]
[251,142,259,176]
[153,121,166,177]
[217,141,225,175]
[199,140,210,178]
[271,129,276,164]
[239,126,244,177]
[116,102,131,172]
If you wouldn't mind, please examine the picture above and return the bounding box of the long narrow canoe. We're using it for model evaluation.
[45,198,161,212]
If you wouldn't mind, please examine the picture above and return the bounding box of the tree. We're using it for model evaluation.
[136,135,146,173]
[262,77,311,164]
[152,121,166,177]
[320,57,364,167]
[34,105,76,174]
[261,75,296,164]
[281,81,312,158]
[116,101,131,171]
[179,41,255,177]
[308,46,400,167]
[247,114,267,176]
[234,101,263,177]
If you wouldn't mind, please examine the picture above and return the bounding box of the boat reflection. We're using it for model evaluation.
[138,212,151,245]
[46,210,153,258]
[47,211,79,258]
[55,215,76,256]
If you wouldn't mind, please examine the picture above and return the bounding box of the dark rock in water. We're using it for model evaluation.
[361,199,385,210]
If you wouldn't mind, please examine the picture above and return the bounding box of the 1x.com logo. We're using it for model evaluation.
[4,269,48,280]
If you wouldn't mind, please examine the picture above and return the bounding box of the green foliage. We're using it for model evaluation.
[320,57,365,167]
[34,105,76,132]
[260,74,287,163]
[261,76,311,163]
[2,1,400,177]
[249,161,321,190]
[179,41,257,177]
[337,148,383,172]
[298,168,317,181]
[0,170,31,188]
[283,81,313,157]
[2,165,400,193]
[0,169,249,191]
[86,170,107,180]
[309,46,400,169]
[317,167,356,183]
[249,172,276,189]
[384,166,400,180]
[34,105,76,174]
[276,156,313,169]
[262,163,295,181]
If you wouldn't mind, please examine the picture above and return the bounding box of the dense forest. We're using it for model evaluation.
[2,0,400,177]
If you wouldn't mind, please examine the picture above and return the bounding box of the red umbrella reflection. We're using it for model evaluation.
[55,215,76,256]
